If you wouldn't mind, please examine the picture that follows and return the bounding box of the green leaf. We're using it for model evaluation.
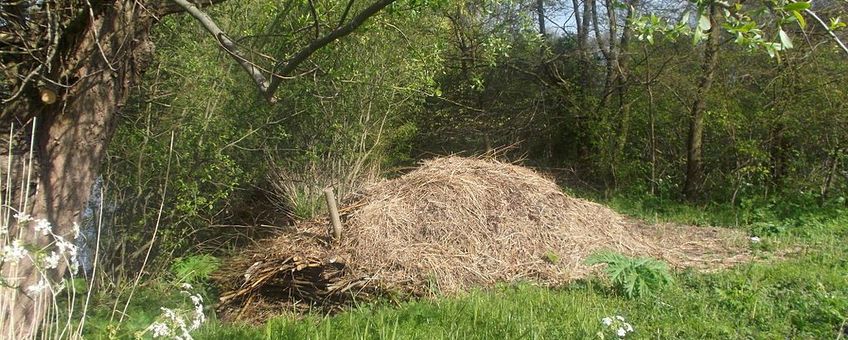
[783,2,811,12]
[792,10,806,29]
[698,14,712,32]
[779,29,794,49]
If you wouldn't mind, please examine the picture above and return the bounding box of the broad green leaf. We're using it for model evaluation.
[698,14,711,32]
[783,2,811,12]
[779,29,794,49]
[792,10,806,29]
[692,28,704,45]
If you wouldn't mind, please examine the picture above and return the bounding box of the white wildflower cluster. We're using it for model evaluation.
[14,212,32,223]
[0,212,82,298]
[2,239,27,263]
[34,219,52,235]
[146,284,206,339]
[53,235,79,275]
[25,278,50,295]
[601,315,634,338]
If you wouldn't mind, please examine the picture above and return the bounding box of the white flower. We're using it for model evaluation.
[750,236,761,243]
[151,322,171,337]
[180,282,193,290]
[42,251,60,269]
[602,317,613,326]
[161,307,177,320]
[625,322,634,332]
[34,219,52,236]
[615,315,625,321]
[55,237,76,256]
[14,212,32,223]
[26,278,50,295]
[3,239,27,262]
[617,327,627,337]
[72,222,81,239]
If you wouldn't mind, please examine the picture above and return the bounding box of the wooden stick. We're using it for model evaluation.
[323,187,342,240]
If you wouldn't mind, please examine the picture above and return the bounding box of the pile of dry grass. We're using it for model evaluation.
[213,157,748,322]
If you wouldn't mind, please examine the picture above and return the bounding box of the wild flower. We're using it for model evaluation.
[54,236,80,274]
[26,278,49,295]
[750,236,761,243]
[146,286,206,339]
[151,322,171,337]
[72,221,81,239]
[42,251,60,269]
[34,219,52,235]
[55,237,76,255]
[601,315,634,338]
[3,239,28,262]
[14,212,32,223]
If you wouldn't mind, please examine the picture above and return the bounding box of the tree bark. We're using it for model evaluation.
[684,2,721,200]
[610,0,640,184]
[537,0,546,37]
[576,0,593,92]
[0,2,156,338]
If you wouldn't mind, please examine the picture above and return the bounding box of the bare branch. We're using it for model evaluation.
[169,0,271,95]
[173,0,395,103]
[804,9,848,57]
[155,0,227,16]
[308,0,320,39]
[338,0,355,27]
[265,0,396,101]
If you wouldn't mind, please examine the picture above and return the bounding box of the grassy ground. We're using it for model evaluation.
[188,194,848,339]
[80,194,848,339]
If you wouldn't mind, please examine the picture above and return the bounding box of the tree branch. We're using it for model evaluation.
[156,0,228,16]
[264,0,396,101]
[804,9,848,57]
[169,0,271,95]
[172,0,396,103]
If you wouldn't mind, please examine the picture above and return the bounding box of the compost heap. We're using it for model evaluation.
[214,157,748,322]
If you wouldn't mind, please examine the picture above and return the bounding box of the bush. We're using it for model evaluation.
[585,251,673,298]
[171,254,221,285]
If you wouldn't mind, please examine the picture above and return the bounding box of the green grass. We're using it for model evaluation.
[78,194,848,339]
[194,249,847,339]
[188,194,848,339]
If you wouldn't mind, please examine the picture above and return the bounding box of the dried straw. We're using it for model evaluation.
[213,157,749,322]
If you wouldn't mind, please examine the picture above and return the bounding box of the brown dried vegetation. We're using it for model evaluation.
[213,157,749,323]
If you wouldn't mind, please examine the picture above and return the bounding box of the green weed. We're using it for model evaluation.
[585,251,674,298]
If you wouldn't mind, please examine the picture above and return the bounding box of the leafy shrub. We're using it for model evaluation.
[585,251,673,298]
[170,254,221,284]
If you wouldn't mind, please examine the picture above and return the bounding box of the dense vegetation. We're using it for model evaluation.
[1,0,846,338]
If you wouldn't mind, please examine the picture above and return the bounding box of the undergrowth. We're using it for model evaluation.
[184,193,848,339]
[585,251,674,298]
[77,193,848,339]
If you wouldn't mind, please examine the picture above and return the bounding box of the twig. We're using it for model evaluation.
[170,0,271,94]
[804,8,848,57]
[265,0,397,99]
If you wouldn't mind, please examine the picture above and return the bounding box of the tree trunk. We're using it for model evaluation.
[577,0,593,92]
[609,0,640,185]
[684,2,721,201]
[537,0,546,37]
[0,1,155,338]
